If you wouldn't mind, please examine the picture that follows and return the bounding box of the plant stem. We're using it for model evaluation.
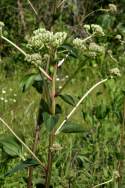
[45,65,57,188]
[27,0,38,15]
[27,126,41,188]
[93,177,114,188]
[55,78,108,135]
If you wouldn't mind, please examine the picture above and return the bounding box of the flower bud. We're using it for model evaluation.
[25,53,42,65]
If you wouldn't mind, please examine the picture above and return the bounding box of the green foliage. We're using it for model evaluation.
[1,0,125,187]
[20,73,43,93]
[4,159,39,177]
[59,94,76,106]
[0,135,24,159]
[43,112,59,132]
[60,121,85,133]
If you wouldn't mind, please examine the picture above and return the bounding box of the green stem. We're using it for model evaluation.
[45,65,57,188]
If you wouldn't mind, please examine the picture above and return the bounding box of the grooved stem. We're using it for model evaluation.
[45,65,57,188]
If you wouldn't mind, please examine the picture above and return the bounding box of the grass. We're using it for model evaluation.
[0,62,125,187]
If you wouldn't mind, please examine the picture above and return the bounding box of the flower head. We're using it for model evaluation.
[53,32,67,48]
[109,67,121,77]
[89,42,105,53]
[25,53,42,65]
[73,38,87,50]
[91,24,105,36]
[108,4,117,13]
[83,24,91,31]
[27,28,67,50]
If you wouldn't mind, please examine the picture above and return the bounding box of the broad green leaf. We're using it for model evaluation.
[55,104,62,114]
[58,44,77,58]
[32,74,43,93]
[4,159,39,177]
[37,99,50,126]
[59,94,76,106]
[97,14,116,31]
[0,135,23,157]
[43,112,59,132]
[60,121,85,133]
[20,73,43,92]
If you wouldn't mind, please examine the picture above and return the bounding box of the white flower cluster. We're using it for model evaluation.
[28,28,67,49]
[108,4,117,13]
[83,24,90,32]
[25,53,42,65]
[89,42,105,53]
[73,38,105,58]
[88,42,105,58]
[73,38,87,50]
[52,32,67,47]
[91,24,105,36]
[115,34,122,40]
[109,67,121,77]
[84,24,105,36]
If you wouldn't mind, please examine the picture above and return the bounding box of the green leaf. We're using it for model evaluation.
[58,44,77,58]
[0,135,23,157]
[37,99,50,126]
[32,74,43,93]
[92,105,110,120]
[55,104,62,114]
[20,73,43,92]
[43,112,59,132]
[60,121,85,133]
[59,94,76,106]
[4,159,39,177]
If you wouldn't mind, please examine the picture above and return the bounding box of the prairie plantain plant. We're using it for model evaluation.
[0,20,120,187]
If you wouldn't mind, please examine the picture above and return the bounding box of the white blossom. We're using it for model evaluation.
[73,38,87,50]
[108,4,117,13]
[110,68,121,77]
[83,24,91,31]
[27,28,67,49]
[91,24,105,36]
[89,42,105,53]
